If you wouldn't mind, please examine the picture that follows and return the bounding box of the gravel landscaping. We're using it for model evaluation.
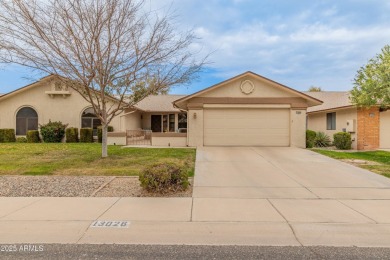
[0,176,193,197]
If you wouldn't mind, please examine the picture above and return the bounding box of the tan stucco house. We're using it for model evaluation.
[0,71,324,148]
[305,91,390,150]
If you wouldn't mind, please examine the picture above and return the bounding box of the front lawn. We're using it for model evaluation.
[313,149,390,178]
[0,143,196,176]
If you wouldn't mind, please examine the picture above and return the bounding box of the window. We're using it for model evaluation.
[178,113,187,129]
[162,115,168,132]
[326,112,336,130]
[151,114,177,133]
[169,114,175,132]
[16,107,38,135]
[81,107,101,136]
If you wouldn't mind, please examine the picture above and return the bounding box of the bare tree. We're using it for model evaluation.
[0,0,205,157]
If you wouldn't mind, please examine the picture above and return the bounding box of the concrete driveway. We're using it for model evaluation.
[191,147,390,246]
[194,147,390,199]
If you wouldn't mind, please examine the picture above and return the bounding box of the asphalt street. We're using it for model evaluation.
[1,245,390,260]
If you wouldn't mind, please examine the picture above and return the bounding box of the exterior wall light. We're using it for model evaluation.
[193,112,197,119]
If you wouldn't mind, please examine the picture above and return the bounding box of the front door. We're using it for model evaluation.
[151,115,162,132]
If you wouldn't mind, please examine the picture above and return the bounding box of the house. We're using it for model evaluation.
[305,91,390,150]
[0,71,322,147]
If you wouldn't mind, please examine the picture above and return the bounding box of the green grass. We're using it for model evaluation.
[0,143,196,176]
[313,149,390,177]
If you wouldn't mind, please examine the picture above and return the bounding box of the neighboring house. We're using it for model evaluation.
[0,71,322,148]
[305,91,390,150]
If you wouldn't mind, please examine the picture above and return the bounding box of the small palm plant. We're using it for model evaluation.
[314,132,332,147]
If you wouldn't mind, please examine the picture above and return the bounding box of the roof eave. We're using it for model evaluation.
[307,105,356,114]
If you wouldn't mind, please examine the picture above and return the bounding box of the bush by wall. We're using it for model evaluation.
[80,128,93,143]
[39,120,67,143]
[333,132,352,150]
[314,131,332,147]
[306,130,316,148]
[0,129,16,143]
[139,163,189,193]
[16,137,27,143]
[97,125,114,143]
[27,130,40,143]
[66,127,79,143]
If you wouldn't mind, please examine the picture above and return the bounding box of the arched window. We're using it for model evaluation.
[81,107,101,136]
[16,107,38,135]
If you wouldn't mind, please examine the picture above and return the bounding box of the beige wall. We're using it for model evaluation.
[290,109,307,148]
[380,110,390,148]
[188,109,203,147]
[307,107,358,149]
[107,135,127,146]
[152,136,187,147]
[0,79,140,134]
[198,76,298,98]
[121,111,141,131]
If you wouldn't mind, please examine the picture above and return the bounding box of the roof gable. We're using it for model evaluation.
[174,71,322,107]
[0,75,55,101]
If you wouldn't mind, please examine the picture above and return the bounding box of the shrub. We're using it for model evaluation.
[314,131,332,147]
[97,125,114,143]
[139,163,189,193]
[66,127,79,143]
[39,120,67,143]
[16,137,27,143]
[0,129,16,143]
[333,132,352,150]
[306,130,316,148]
[27,130,40,143]
[80,128,94,143]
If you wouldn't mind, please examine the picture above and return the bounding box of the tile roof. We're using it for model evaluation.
[135,95,187,112]
[304,91,353,113]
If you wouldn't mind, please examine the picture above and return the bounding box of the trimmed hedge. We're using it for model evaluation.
[97,125,114,143]
[66,127,79,143]
[139,163,189,193]
[80,128,93,143]
[40,120,67,143]
[306,130,316,148]
[27,130,40,143]
[0,129,16,143]
[16,137,27,143]
[333,132,352,150]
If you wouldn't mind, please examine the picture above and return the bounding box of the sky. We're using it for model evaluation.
[1,0,390,95]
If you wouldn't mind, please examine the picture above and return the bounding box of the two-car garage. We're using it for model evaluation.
[203,107,290,146]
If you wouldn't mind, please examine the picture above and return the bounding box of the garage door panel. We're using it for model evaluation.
[204,134,289,146]
[204,108,290,146]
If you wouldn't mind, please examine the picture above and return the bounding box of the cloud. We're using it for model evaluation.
[289,23,390,43]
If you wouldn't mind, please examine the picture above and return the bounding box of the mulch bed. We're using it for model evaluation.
[0,176,193,197]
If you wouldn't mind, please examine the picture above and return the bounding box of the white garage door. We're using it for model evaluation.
[204,108,290,146]
[380,110,390,148]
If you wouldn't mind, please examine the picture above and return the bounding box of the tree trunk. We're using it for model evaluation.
[101,124,108,158]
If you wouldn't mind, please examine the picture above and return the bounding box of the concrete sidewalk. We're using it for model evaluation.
[2,147,390,247]
[2,196,390,247]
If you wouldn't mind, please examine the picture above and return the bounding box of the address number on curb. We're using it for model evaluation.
[90,220,130,228]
